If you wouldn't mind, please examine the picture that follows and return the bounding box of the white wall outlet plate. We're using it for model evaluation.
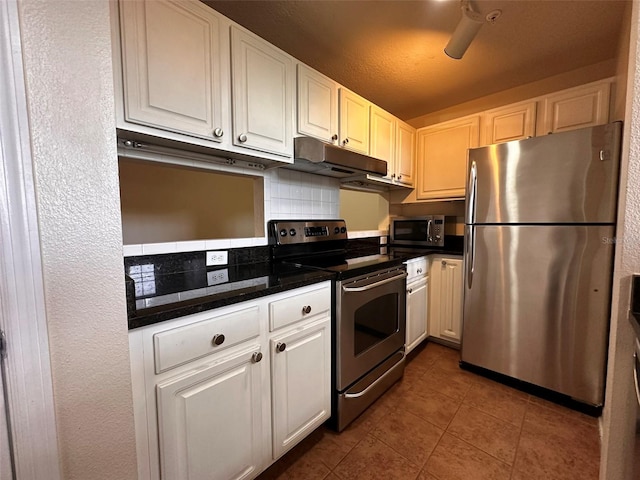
[206,250,228,266]
[207,269,229,286]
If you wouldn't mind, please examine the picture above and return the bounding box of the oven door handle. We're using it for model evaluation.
[342,271,407,293]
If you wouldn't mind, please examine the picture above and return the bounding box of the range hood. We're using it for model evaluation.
[290,136,387,178]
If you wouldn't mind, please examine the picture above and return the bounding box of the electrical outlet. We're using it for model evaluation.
[206,250,228,266]
[207,269,229,286]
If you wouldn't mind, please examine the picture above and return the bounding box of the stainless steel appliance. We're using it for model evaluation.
[268,220,406,431]
[461,122,622,409]
[390,215,445,247]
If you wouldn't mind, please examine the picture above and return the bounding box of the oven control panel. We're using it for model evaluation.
[268,220,348,245]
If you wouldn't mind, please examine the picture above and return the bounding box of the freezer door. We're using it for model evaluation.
[461,225,615,406]
[466,122,621,224]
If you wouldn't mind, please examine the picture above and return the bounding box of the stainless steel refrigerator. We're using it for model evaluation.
[461,121,622,408]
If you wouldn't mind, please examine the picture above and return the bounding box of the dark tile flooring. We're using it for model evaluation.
[257,342,600,480]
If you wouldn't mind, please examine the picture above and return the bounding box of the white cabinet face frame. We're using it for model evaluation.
[230,26,294,157]
[119,0,226,141]
[296,64,338,143]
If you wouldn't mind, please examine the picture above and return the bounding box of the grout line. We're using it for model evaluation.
[508,397,532,479]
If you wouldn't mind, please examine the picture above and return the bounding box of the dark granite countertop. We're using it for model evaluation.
[125,250,335,330]
[387,235,465,261]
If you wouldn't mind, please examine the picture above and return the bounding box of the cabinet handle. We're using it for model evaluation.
[441,260,447,267]
[238,133,248,143]
[417,268,422,274]
[342,138,349,145]
[397,175,402,180]
[331,134,338,141]
[211,334,225,346]
[407,288,413,294]
[213,128,224,138]
[391,173,396,179]
[251,351,263,363]
[302,305,312,315]
[276,342,287,353]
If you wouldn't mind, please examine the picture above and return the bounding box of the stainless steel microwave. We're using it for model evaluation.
[390,216,445,247]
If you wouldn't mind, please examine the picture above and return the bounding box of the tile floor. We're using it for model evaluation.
[257,341,601,480]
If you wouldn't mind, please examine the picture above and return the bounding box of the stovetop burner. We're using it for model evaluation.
[268,219,403,279]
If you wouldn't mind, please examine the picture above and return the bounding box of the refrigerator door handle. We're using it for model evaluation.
[467,161,477,224]
[466,225,475,289]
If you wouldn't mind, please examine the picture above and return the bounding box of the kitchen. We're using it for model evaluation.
[0,1,638,480]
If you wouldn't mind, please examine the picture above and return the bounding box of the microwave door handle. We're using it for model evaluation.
[427,219,433,241]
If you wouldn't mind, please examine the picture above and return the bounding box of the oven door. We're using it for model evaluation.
[335,267,407,391]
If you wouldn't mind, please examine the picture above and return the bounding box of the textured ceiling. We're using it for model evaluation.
[205,0,628,120]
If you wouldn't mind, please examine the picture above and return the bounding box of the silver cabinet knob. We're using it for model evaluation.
[342,138,349,145]
[397,175,402,180]
[251,351,263,363]
[212,334,225,346]
[441,260,447,267]
[276,342,287,353]
[238,133,248,143]
[331,134,338,141]
[213,128,224,138]
[391,173,396,179]
[417,268,422,274]
[407,288,413,294]
[302,305,312,315]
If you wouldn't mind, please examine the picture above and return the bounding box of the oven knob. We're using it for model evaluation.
[289,229,297,236]
[279,229,287,237]
[340,227,346,234]
[334,226,340,234]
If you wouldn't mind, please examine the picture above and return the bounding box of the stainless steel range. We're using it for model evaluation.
[268,220,406,431]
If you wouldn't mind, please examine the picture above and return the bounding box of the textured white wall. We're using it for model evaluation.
[601,5,640,480]
[17,0,137,478]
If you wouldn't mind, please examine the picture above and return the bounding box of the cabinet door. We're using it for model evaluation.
[483,101,536,145]
[119,0,226,141]
[231,26,294,157]
[271,317,331,459]
[297,64,338,144]
[370,105,396,179]
[416,116,480,201]
[395,120,416,186]
[156,345,265,480]
[430,257,463,344]
[539,81,610,135]
[406,277,428,354]
[339,88,370,154]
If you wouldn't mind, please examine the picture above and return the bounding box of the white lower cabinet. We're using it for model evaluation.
[129,281,331,480]
[270,317,331,458]
[404,256,429,354]
[157,344,264,480]
[429,256,463,345]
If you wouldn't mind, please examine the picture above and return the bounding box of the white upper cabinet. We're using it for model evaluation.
[119,0,227,141]
[370,105,396,168]
[296,64,339,144]
[395,120,416,187]
[416,115,480,201]
[339,88,370,154]
[482,100,537,145]
[230,26,295,157]
[538,80,611,135]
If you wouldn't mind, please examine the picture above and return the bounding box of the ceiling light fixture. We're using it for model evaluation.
[444,0,501,60]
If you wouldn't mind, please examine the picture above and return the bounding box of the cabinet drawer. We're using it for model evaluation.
[405,257,428,281]
[269,286,331,331]
[153,306,260,373]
